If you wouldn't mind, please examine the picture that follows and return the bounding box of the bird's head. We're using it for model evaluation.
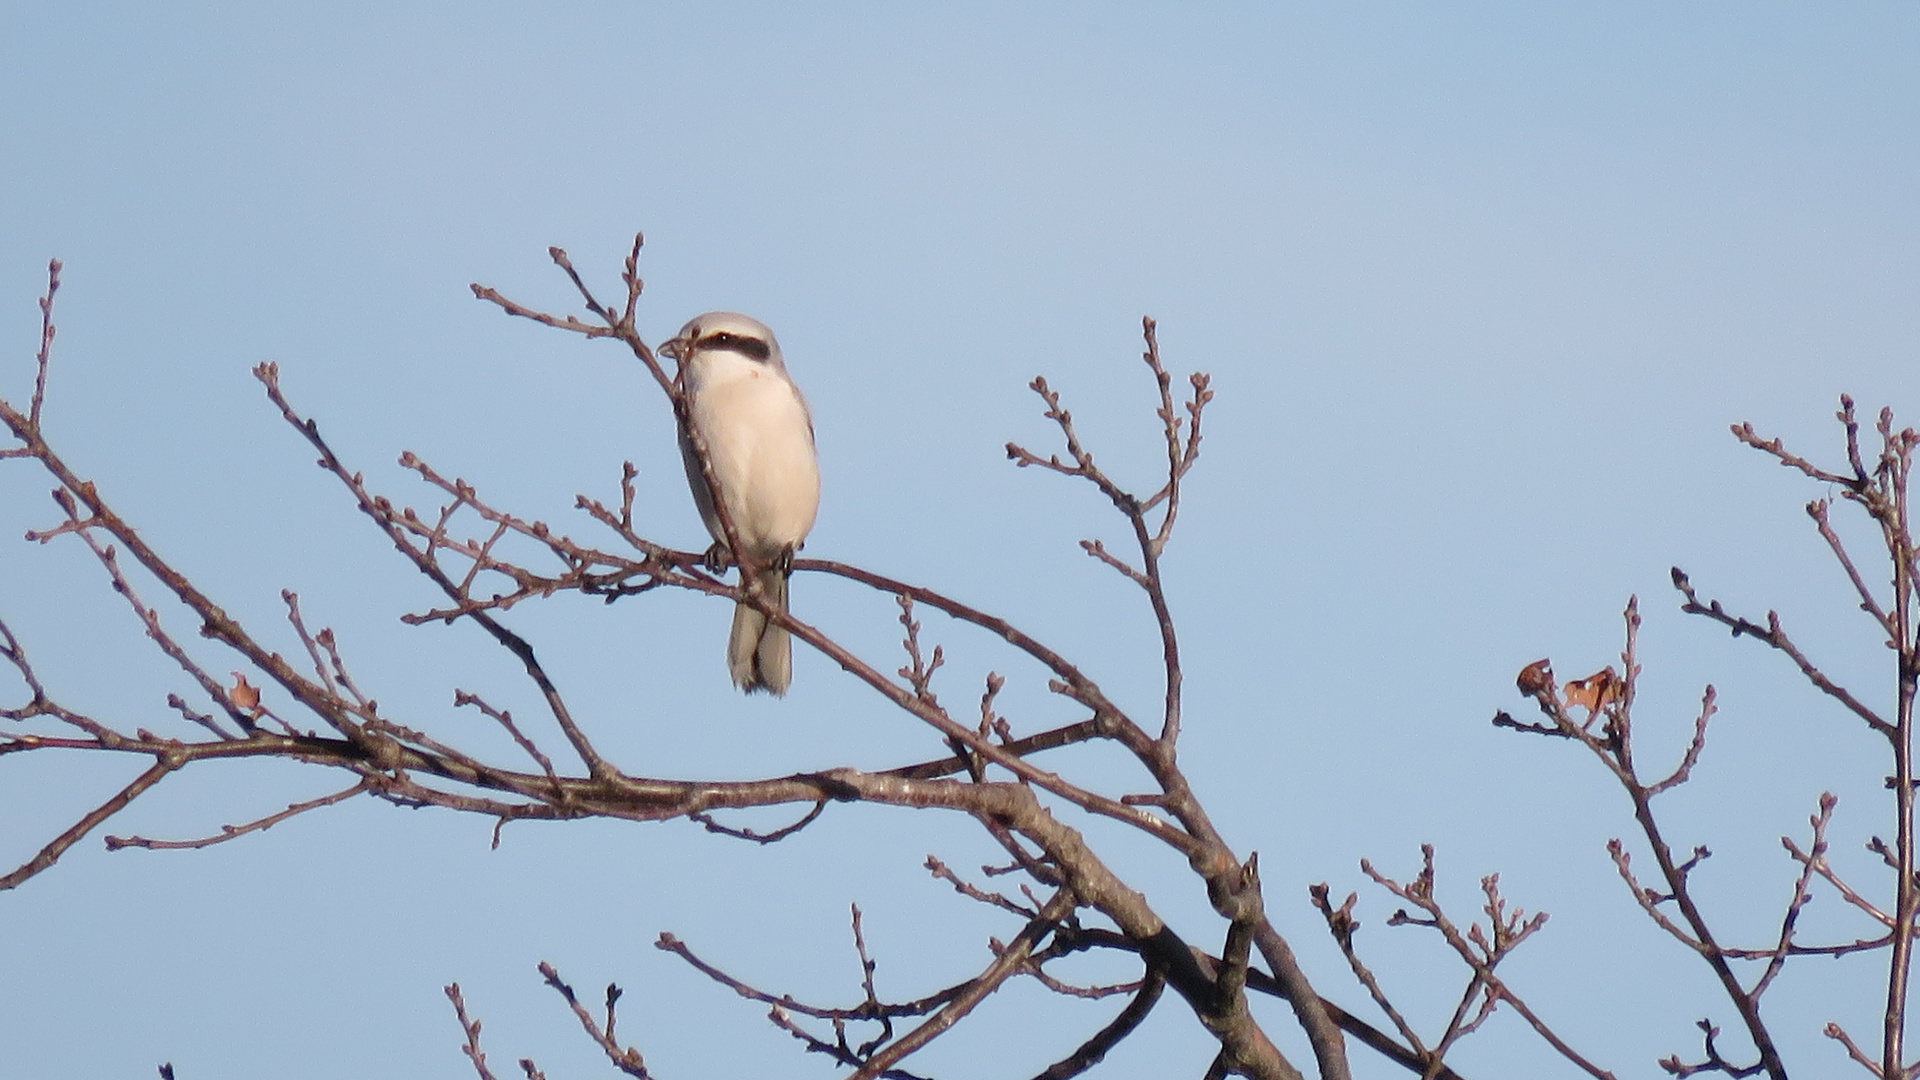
[658,312,782,368]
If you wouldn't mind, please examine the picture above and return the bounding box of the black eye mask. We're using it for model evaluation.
[696,331,772,361]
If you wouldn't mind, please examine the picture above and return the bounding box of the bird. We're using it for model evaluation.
[658,312,820,695]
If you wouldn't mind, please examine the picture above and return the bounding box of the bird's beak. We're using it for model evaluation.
[658,336,686,361]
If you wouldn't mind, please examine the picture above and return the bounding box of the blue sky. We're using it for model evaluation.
[2,3,1917,1077]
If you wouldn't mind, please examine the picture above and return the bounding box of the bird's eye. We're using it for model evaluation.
[698,331,772,360]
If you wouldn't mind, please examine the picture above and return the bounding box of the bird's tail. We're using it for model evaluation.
[728,569,792,695]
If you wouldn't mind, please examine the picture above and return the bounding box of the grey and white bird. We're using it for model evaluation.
[659,312,820,695]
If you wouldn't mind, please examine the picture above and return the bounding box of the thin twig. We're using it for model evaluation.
[1,759,177,890]
[106,780,370,851]
[445,984,504,1080]
[538,962,652,1078]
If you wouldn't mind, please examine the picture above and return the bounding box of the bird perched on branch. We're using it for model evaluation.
[659,312,820,695]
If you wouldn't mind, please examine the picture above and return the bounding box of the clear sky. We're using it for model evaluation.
[2,3,1917,1077]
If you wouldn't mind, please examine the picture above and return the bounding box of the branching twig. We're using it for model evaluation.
[1358,846,1611,1080]
[538,962,652,1078]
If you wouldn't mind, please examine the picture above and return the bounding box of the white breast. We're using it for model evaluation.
[686,351,821,559]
